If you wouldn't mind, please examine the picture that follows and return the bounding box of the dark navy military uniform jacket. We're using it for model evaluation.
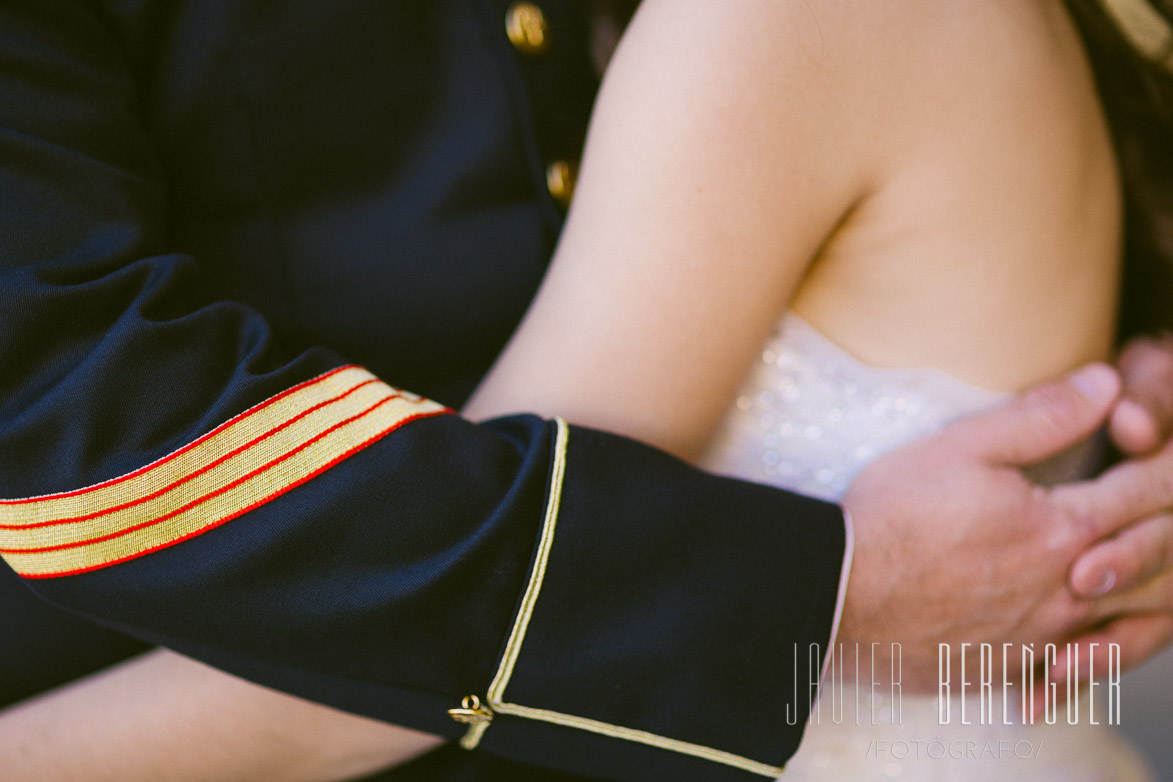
[0,2,847,779]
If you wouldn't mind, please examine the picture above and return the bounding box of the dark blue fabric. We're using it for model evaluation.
[0,2,846,779]
[0,564,150,707]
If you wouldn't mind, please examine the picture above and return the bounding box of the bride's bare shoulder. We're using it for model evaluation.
[796,0,1095,134]
[789,0,1121,390]
[625,0,1087,153]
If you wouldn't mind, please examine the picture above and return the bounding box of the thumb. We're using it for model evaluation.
[951,363,1119,466]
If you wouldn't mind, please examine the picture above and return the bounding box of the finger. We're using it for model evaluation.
[1088,570,1173,620]
[1049,614,1173,680]
[1110,333,1173,455]
[1056,438,1173,541]
[1069,513,1173,597]
[953,363,1119,466]
[1109,400,1162,457]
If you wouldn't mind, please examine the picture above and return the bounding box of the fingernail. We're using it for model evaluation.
[1070,364,1119,403]
[1092,569,1117,596]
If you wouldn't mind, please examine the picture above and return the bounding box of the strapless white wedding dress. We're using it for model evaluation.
[698,312,1155,782]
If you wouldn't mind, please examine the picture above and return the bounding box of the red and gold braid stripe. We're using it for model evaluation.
[0,366,449,579]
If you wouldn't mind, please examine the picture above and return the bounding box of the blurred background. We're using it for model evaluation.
[1121,645,1173,780]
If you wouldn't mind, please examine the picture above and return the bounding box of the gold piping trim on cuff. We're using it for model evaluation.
[490,702,784,778]
[458,416,569,752]
[0,367,449,577]
[458,418,784,778]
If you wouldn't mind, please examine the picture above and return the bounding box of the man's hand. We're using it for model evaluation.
[839,363,1173,691]
[1059,332,1173,677]
[1070,333,1173,600]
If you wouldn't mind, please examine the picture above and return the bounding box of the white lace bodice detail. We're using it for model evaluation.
[699,312,1099,499]
[699,312,1010,501]
[696,312,1151,782]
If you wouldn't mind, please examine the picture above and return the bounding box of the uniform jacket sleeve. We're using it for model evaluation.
[0,1,848,780]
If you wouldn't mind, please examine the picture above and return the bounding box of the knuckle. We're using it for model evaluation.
[1028,487,1075,549]
[1054,496,1100,548]
[1027,384,1077,432]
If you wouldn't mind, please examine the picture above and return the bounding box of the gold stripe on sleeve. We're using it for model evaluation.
[0,367,448,578]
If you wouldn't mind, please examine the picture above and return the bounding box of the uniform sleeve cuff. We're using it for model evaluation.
[820,507,854,686]
[452,419,848,781]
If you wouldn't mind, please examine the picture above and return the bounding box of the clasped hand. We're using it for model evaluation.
[841,333,1173,690]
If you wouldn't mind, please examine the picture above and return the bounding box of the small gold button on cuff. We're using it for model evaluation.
[448,694,494,725]
[506,2,548,55]
[545,160,576,207]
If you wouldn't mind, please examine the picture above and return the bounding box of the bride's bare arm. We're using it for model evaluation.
[0,649,442,782]
[464,0,874,451]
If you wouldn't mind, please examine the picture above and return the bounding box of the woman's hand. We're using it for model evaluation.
[842,361,1173,690]
[1059,333,1173,677]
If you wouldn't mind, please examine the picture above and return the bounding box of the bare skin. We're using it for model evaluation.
[463,0,1167,690]
[0,652,442,782]
[4,1,1173,779]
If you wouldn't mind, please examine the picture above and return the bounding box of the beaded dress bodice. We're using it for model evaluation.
[699,312,1010,501]
[696,312,1151,782]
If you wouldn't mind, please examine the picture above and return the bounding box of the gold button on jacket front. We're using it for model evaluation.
[506,2,548,54]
